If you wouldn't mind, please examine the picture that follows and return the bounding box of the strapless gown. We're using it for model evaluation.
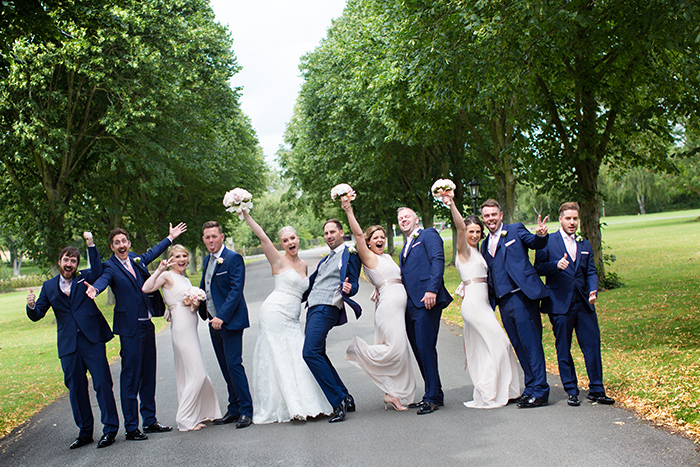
[253,269,332,423]
[162,274,221,430]
[346,253,416,405]
[456,247,520,408]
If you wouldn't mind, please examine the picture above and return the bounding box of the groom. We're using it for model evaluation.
[302,219,361,423]
[398,207,452,415]
[480,199,550,408]
[199,221,253,428]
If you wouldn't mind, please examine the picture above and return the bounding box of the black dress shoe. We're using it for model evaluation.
[143,421,172,433]
[329,400,347,423]
[409,399,444,409]
[507,395,525,405]
[567,394,581,407]
[125,429,148,441]
[213,413,238,425]
[517,396,548,408]
[344,395,356,412]
[587,392,615,405]
[417,401,439,415]
[96,433,116,448]
[69,436,93,449]
[236,415,252,429]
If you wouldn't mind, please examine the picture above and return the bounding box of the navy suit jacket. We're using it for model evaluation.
[534,230,598,314]
[27,246,113,358]
[399,227,452,310]
[93,237,172,337]
[198,247,249,331]
[303,246,362,326]
[481,223,548,309]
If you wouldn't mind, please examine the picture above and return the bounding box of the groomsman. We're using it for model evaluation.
[480,199,550,408]
[26,232,119,449]
[535,202,614,406]
[398,207,452,415]
[88,223,186,440]
[302,219,362,423]
[199,221,253,428]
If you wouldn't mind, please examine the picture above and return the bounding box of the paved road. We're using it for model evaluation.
[1,246,698,466]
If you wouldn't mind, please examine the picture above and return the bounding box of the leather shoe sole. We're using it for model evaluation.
[143,422,172,433]
[125,430,148,441]
[517,397,548,408]
[96,433,116,448]
[417,402,439,415]
[567,395,581,407]
[236,415,252,429]
[69,436,93,449]
[587,393,615,405]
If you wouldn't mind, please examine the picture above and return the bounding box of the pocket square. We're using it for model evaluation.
[215,271,227,276]
[77,278,85,284]
[505,239,516,247]
[411,242,422,248]
[581,251,589,255]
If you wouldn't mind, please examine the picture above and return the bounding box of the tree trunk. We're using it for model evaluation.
[385,220,395,256]
[577,163,605,279]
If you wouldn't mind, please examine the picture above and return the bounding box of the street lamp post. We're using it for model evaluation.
[467,178,480,215]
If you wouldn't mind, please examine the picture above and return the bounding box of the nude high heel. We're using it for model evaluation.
[383,394,408,411]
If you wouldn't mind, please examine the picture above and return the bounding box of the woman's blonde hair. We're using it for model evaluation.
[168,244,189,259]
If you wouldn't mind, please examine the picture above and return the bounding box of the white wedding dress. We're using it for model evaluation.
[456,247,520,408]
[253,269,332,424]
[346,253,416,405]
[162,274,221,430]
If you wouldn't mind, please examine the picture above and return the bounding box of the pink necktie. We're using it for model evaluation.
[489,235,498,257]
[61,280,71,296]
[565,235,577,260]
[125,261,136,278]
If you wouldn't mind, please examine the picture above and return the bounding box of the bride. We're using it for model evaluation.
[240,209,332,423]
[441,190,520,408]
[142,245,221,430]
[340,193,416,410]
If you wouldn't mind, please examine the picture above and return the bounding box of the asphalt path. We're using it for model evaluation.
[1,246,698,466]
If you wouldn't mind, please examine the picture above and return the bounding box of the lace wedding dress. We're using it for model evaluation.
[253,269,332,423]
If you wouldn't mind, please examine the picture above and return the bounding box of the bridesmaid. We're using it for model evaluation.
[341,193,416,411]
[142,245,221,430]
[442,190,520,408]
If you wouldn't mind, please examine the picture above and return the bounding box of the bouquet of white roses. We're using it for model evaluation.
[330,183,356,202]
[431,178,456,197]
[223,188,253,219]
[182,287,206,312]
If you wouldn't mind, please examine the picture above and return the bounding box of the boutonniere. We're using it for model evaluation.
[216,257,224,265]
[500,231,508,238]
[575,235,583,243]
[133,257,141,264]
[411,231,420,239]
[345,243,357,254]
[75,271,81,278]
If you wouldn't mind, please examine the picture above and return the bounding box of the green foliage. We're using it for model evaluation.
[0,0,265,265]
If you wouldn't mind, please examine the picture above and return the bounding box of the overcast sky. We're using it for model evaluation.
[209,0,347,163]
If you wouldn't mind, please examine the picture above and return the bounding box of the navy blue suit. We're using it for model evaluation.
[535,230,605,396]
[27,246,119,438]
[302,247,362,407]
[399,227,452,404]
[198,247,252,417]
[481,223,550,400]
[93,237,171,431]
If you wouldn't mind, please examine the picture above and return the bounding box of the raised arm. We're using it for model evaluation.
[341,194,377,269]
[142,259,174,293]
[241,210,283,273]
[442,192,470,262]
